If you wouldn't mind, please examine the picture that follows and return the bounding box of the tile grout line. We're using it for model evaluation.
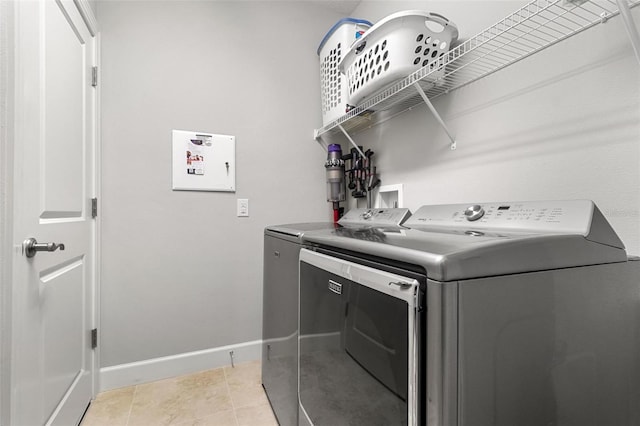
[86,364,267,426]
[223,366,241,426]
[124,384,138,426]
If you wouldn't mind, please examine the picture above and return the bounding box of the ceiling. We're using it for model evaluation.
[308,0,362,16]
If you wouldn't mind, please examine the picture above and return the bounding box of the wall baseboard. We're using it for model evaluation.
[99,340,262,392]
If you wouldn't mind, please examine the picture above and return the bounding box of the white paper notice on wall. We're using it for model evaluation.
[172,130,236,192]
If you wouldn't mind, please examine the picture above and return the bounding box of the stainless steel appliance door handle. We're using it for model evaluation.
[22,237,65,258]
[389,281,413,289]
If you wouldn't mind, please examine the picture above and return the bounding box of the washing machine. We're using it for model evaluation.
[298,200,640,426]
[261,222,344,426]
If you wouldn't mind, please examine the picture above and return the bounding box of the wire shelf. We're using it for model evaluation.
[314,0,640,140]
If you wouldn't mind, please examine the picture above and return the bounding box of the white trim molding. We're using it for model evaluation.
[73,0,98,35]
[99,340,262,391]
[0,0,15,423]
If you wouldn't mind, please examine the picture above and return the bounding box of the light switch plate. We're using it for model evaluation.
[237,199,249,217]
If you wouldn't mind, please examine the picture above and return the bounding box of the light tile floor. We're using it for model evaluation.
[80,361,278,426]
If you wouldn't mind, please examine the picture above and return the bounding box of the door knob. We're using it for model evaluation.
[22,238,65,258]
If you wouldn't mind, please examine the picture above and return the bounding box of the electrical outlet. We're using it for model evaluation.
[237,199,249,217]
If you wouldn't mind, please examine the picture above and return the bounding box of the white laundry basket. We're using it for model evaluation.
[318,18,372,126]
[339,11,458,108]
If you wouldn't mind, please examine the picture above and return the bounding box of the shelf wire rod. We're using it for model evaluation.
[576,1,617,22]
[517,15,568,38]
[508,36,551,53]
[505,18,548,38]
[337,124,365,158]
[483,33,537,54]
[502,39,542,55]
[501,22,551,39]
[456,24,553,68]
[444,0,562,62]
[469,56,517,71]
[444,0,590,84]
[514,2,586,38]
[498,29,545,46]
[439,45,525,87]
[463,58,509,74]
[443,49,512,83]
[481,39,541,59]
[475,56,519,72]
[615,0,640,63]
[466,54,508,68]
[577,1,618,19]
[557,9,593,25]
[547,10,591,28]
[542,4,584,21]
[439,0,634,99]
[521,19,571,40]
[480,33,538,52]
[459,50,516,68]
[413,83,457,150]
[479,52,517,66]
[519,15,572,40]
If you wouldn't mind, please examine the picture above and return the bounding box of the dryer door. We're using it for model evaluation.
[299,249,421,426]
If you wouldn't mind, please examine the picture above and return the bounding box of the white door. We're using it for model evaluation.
[12,0,97,424]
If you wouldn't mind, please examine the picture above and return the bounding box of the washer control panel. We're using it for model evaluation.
[339,208,412,228]
[464,205,485,221]
[405,200,596,235]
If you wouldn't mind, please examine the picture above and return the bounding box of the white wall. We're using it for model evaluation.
[346,1,640,254]
[97,1,341,370]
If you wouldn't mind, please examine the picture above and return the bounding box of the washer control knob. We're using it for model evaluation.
[464,205,485,221]
[361,209,373,220]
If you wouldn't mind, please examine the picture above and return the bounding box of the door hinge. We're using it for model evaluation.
[91,198,98,218]
[91,66,98,87]
[91,328,98,349]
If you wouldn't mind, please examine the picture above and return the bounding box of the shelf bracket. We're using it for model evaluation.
[413,82,457,151]
[337,124,366,157]
[615,0,640,65]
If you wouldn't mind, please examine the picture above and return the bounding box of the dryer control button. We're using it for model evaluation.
[464,205,485,221]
